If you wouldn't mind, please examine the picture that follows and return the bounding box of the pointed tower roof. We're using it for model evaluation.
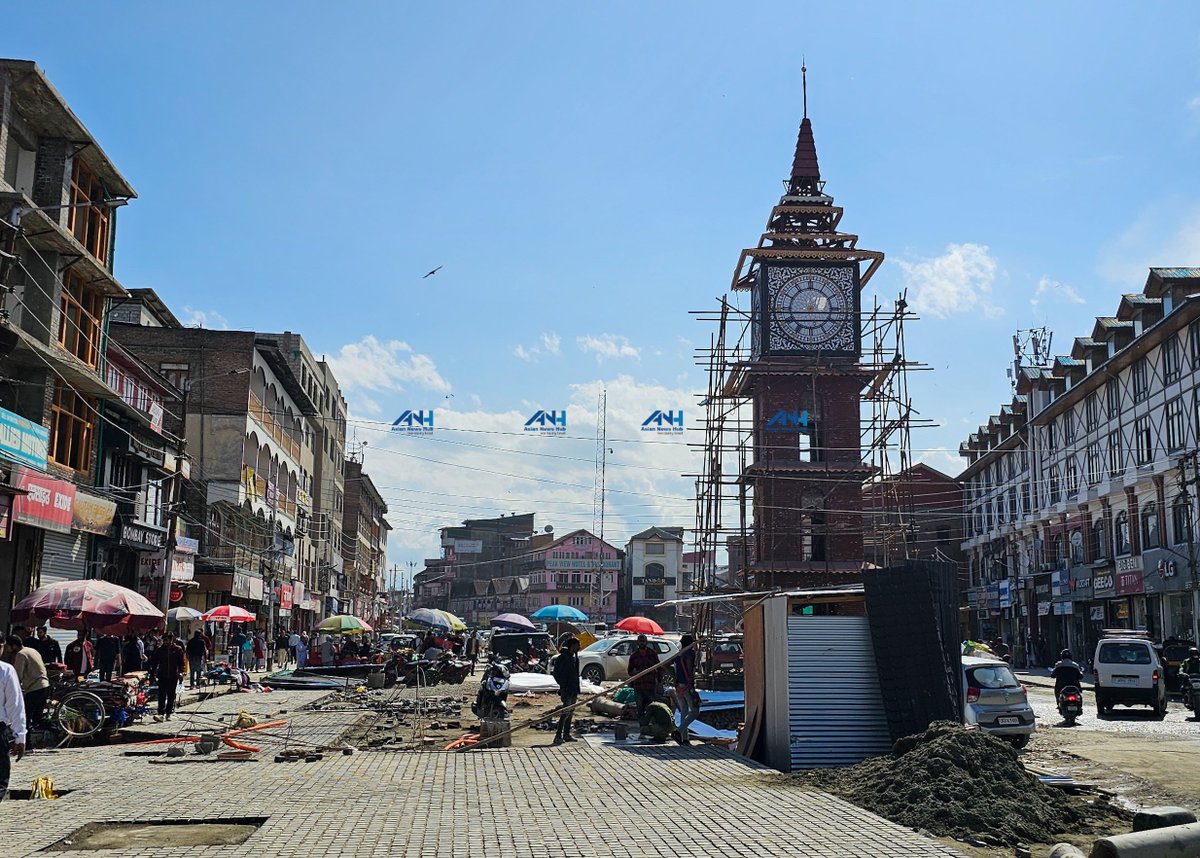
[790,117,821,185]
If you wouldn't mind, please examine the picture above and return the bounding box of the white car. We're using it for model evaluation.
[1092,632,1167,718]
[961,655,1036,748]
[577,635,679,684]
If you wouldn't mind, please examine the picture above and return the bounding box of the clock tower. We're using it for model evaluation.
[729,97,884,590]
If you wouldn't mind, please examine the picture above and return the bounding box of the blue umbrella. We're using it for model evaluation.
[530,605,588,622]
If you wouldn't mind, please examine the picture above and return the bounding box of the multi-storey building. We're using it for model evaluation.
[0,59,161,632]
[341,459,389,623]
[624,527,684,627]
[110,323,318,631]
[960,269,1200,658]
[524,529,622,623]
[268,332,348,621]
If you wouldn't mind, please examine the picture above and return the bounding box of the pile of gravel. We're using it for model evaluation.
[795,722,1123,845]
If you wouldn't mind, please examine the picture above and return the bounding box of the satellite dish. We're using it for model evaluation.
[544,525,554,533]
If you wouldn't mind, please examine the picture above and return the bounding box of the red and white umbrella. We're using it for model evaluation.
[201,605,257,623]
[12,579,164,634]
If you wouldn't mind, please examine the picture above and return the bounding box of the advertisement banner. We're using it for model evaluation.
[72,491,117,536]
[454,539,483,554]
[0,408,49,470]
[998,578,1013,609]
[279,584,293,610]
[1115,569,1144,597]
[12,467,75,534]
[170,552,195,582]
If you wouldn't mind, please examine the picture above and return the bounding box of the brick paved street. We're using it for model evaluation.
[0,690,966,857]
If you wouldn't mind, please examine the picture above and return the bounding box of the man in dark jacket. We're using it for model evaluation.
[186,631,208,688]
[551,636,581,744]
[64,630,93,679]
[151,632,187,720]
[32,627,62,665]
[95,634,121,682]
[627,635,661,725]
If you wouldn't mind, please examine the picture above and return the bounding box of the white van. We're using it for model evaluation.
[1092,631,1167,718]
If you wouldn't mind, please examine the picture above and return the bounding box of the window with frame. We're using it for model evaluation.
[1142,501,1160,550]
[1020,483,1030,515]
[1063,411,1076,444]
[1132,358,1149,402]
[49,380,95,473]
[1114,509,1130,556]
[1191,320,1200,368]
[1106,379,1120,418]
[1166,397,1186,451]
[1108,429,1123,477]
[1086,444,1102,485]
[1163,336,1181,384]
[1049,466,1061,503]
[1085,393,1100,431]
[1044,423,1056,452]
[1134,416,1153,464]
[1070,529,1084,564]
[58,270,104,368]
[67,158,112,265]
[1092,518,1108,561]
[1172,494,1193,546]
[1066,457,1079,496]
[645,542,665,555]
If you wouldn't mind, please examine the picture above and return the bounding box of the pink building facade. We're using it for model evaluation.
[524,529,622,623]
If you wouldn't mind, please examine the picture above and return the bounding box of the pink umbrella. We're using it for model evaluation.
[12,579,164,634]
[614,616,665,636]
[201,605,257,623]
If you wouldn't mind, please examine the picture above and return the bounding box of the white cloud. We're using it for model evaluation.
[577,333,641,361]
[899,243,1003,320]
[512,332,561,362]
[1099,204,1200,285]
[327,335,450,394]
[1030,275,1086,311]
[182,307,229,329]
[1188,95,1200,110]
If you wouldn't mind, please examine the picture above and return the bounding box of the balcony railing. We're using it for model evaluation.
[248,392,302,460]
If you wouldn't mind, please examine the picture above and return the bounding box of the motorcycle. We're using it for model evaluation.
[1181,673,1200,717]
[430,653,473,685]
[471,662,510,721]
[1057,685,1084,726]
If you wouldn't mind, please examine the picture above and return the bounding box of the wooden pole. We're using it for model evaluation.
[460,643,695,752]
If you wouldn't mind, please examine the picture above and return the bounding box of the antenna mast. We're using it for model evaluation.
[1010,326,1053,389]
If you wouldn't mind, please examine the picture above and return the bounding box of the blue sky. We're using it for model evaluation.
[8,4,1200,577]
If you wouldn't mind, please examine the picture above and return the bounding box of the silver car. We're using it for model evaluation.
[577,635,679,684]
[961,655,1036,748]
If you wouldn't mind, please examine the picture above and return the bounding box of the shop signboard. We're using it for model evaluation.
[12,467,75,534]
[1141,550,1189,594]
[121,523,166,550]
[1053,602,1074,616]
[1092,571,1116,599]
[1115,556,1141,574]
[1115,569,1144,596]
[1037,601,1051,616]
[170,552,194,581]
[0,495,10,540]
[0,407,48,470]
[175,536,199,555]
[1051,569,1070,598]
[998,578,1013,609]
[1090,606,1105,621]
[454,539,484,554]
[232,570,253,599]
[72,491,116,536]
[1069,568,1093,601]
[279,584,293,610]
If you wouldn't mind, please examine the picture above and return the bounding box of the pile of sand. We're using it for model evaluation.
[796,722,1125,845]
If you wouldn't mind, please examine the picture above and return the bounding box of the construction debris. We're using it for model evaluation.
[794,722,1130,846]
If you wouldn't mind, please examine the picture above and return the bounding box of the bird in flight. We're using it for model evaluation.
[423,266,443,279]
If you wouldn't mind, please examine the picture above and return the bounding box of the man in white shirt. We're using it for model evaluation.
[0,658,26,800]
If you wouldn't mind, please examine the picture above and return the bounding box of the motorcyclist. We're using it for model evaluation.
[1051,649,1085,700]
[1178,646,1200,691]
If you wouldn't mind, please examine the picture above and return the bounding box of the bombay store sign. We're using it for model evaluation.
[121,522,166,550]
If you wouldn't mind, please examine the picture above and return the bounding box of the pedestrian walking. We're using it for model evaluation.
[627,634,660,725]
[63,630,93,679]
[551,635,580,744]
[289,630,306,667]
[229,626,247,669]
[274,631,290,667]
[252,632,266,671]
[466,631,480,673]
[185,631,207,688]
[672,634,700,746]
[121,632,145,673]
[0,657,27,799]
[32,627,61,665]
[151,632,186,720]
[95,633,121,682]
[2,635,48,748]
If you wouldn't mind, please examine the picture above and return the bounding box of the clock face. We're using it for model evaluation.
[763,264,859,354]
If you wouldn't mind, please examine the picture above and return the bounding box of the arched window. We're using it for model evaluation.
[1092,518,1108,561]
[1172,494,1193,545]
[1141,501,1160,550]
[1114,510,1130,556]
[1069,529,1083,564]
[642,562,666,601]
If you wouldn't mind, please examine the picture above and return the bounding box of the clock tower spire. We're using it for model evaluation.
[724,99,885,591]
